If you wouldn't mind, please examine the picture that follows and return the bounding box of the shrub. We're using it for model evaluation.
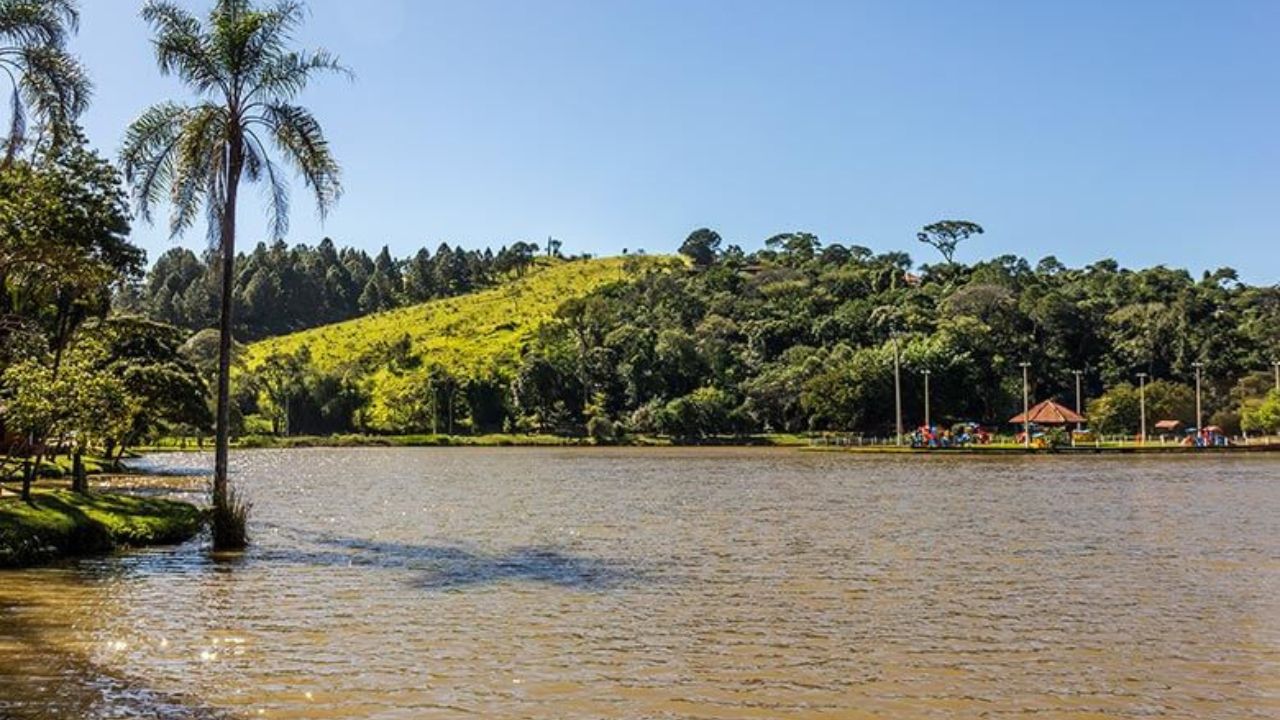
[211,485,251,550]
[586,415,616,444]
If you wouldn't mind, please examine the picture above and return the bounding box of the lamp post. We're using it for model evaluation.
[923,369,932,430]
[892,331,902,446]
[1072,369,1083,432]
[1137,372,1148,445]
[1020,362,1031,449]
[1192,361,1204,431]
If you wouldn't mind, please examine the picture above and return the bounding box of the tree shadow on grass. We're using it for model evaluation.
[254,523,651,592]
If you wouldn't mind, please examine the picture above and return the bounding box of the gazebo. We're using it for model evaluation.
[1009,399,1086,426]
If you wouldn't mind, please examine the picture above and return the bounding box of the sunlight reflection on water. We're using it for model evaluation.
[1,448,1278,719]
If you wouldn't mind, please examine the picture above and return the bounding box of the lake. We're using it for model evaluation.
[1,448,1277,719]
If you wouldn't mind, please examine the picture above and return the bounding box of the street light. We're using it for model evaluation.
[1192,361,1204,431]
[1072,369,1084,432]
[1137,372,1150,442]
[1020,362,1031,449]
[923,369,932,430]
[892,331,902,446]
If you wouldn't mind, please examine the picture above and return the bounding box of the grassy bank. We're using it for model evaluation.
[808,443,1280,455]
[0,454,114,479]
[141,432,812,450]
[0,490,203,568]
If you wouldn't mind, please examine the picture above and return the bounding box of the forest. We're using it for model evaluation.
[118,237,566,341]
[219,228,1280,443]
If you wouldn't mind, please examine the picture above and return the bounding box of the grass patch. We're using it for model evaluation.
[242,256,673,430]
[0,490,203,568]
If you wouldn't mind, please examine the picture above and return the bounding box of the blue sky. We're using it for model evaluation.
[72,1,1278,281]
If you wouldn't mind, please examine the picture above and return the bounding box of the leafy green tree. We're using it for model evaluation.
[121,0,347,541]
[256,346,310,435]
[1,336,134,497]
[2,357,58,499]
[656,386,733,441]
[1241,391,1280,436]
[917,220,983,265]
[1087,380,1193,435]
[741,346,822,432]
[63,353,135,492]
[93,317,211,457]
[512,351,581,433]
[1087,383,1139,435]
[1143,380,1196,426]
[0,138,139,357]
[382,370,437,433]
[765,232,820,266]
[801,344,896,432]
[679,228,721,268]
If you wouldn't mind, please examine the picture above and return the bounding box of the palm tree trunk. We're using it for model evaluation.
[213,141,244,512]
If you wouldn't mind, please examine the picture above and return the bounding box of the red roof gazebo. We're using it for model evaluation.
[1009,399,1086,426]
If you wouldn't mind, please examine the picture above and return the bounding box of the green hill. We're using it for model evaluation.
[243,255,671,429]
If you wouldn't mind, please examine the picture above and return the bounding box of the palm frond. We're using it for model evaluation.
[120,102,190,227]
[257,101,340,218]
[16,42,89,130]
[244,127,289,239]
[247,48,349,102]
[0,0,78,46]
[234,0,305,79]
[141,0,226,97]
[168,103,228,239]
[0,0,87,162]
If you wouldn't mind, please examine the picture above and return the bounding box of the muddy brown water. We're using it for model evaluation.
[1,448,1277,719]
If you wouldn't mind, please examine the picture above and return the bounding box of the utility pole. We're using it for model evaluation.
[892,331,903,446]
[1073,369,1083,431]
[1192,361,1204,431]
[1137,372,1148,445]
[1020,362,1031,449]
[923,369,932,429]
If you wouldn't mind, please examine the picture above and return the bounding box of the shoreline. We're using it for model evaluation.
[135,432,1280,454]
[807,443,1280,455]
[139,432,813,451]
[0,487,204,569]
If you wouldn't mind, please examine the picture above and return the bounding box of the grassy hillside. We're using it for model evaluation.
[243,255,671,429]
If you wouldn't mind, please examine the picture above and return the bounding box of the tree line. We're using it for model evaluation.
[239,228,1280,442]
[117,238,566,341]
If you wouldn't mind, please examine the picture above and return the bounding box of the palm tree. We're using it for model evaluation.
[0,0,90,164]
[121,0,345,547]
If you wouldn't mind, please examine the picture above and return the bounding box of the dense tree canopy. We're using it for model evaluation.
[0,133,203,497]
[227,230,1279,442]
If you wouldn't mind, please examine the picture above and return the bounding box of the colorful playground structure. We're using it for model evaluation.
[910,422,992,448]
[1182,426,1229,447]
